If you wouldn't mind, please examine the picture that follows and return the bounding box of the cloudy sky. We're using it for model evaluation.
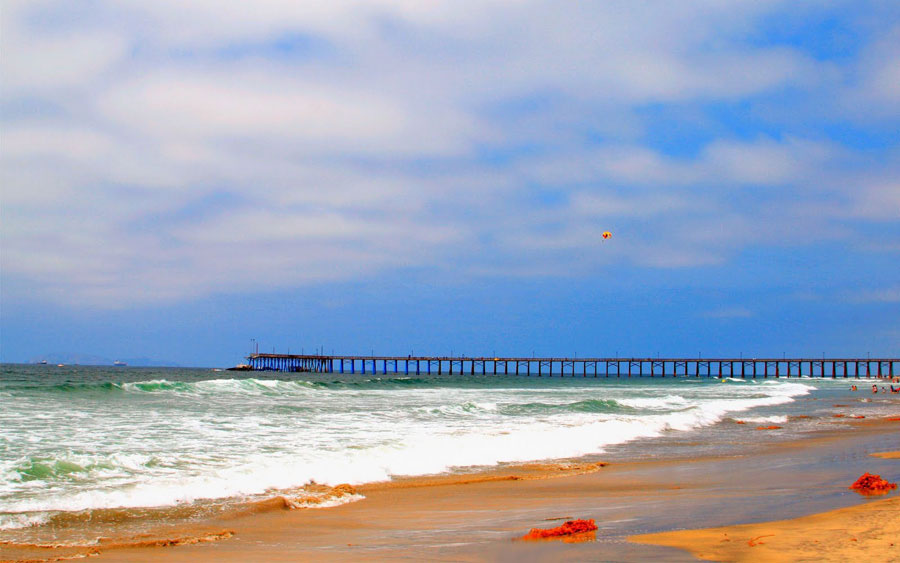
[2,1,898,366]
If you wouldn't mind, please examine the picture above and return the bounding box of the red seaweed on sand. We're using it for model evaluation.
[521,519,598,542]
[849,473,897,495]
[756,425,782,430]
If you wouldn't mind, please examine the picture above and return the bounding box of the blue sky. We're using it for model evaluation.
[1,1,898,366]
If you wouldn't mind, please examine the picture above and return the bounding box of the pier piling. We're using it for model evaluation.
[244,354,899,379]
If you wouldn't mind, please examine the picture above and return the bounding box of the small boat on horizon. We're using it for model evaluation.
[113,360,127,367]
[226,364,253,371]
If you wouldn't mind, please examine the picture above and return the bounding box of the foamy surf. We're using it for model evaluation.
[0,366,826,538]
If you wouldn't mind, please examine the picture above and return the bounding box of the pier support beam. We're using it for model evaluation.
[244,354,898,383]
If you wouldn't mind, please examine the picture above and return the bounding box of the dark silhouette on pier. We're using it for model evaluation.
[246,354,898,378]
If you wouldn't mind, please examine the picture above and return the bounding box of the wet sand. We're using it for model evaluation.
[4,417,899,562]
[633,445,900,562]
[632,495,900,562]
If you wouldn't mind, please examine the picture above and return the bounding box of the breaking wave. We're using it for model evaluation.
[1,368,815,531]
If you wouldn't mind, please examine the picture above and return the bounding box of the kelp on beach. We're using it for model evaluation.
[850,472,898,495]
[521,518,598,541]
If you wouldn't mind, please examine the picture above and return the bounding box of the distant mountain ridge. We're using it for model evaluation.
[28,353,181,367]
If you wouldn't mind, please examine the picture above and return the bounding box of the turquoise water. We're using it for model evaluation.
[0,363,890,538]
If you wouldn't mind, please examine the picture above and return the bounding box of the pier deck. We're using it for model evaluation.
[246,354,899,378]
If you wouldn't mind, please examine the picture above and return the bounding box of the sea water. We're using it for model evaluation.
[0,363,891,542]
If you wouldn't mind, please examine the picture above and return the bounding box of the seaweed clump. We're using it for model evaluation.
[850,473,897,495]
[522,519,598,541]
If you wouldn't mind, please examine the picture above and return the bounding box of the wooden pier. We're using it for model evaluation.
[246,354,899,379]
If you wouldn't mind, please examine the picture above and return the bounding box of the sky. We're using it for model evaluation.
[1,0,898,367]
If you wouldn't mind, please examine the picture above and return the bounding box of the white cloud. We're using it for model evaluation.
[520,137,841,190]
[1,1,898,307]
[97,69,476,156]
[0,3,128,94]
[570,192,691,218]
[848,181,900,220]
[1,126,115,162]
[843,24,900,117]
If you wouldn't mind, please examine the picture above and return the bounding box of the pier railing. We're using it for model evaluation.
[246,354,898,378]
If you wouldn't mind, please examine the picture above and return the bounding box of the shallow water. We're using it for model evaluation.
[1,363,896,545]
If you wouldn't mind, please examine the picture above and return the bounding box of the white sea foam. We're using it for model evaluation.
[0,511,51,530]
[0,376,815,523]
[618,394,690,409]
[740,415,789,424]
[117,378,317,396]
[288,493,366,509]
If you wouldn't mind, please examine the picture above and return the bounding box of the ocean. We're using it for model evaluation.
[0,363,892,546]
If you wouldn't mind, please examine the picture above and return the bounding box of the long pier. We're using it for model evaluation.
[246,354,899,378]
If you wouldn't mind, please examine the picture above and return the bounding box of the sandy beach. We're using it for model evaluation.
[632,494,900,562]
[632,450,900,562]
[3,415,896,562]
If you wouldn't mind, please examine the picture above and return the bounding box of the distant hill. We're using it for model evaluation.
[28,353,181,367]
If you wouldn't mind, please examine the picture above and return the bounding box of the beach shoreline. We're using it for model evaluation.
[3,414,897,562]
